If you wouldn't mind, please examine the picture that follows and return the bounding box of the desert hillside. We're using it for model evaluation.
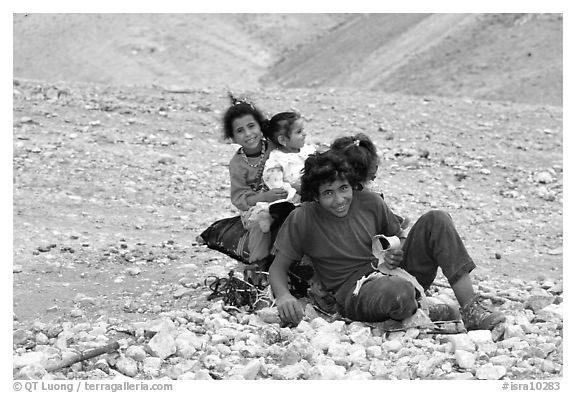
[13,13,562,106]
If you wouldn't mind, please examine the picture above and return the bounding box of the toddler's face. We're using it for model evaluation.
[232,114,263,154]
[284,119,306,152]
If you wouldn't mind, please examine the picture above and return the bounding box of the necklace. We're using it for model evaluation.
[240,140,266,168]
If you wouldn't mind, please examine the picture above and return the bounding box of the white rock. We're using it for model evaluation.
[14,364,47,380]
[535,171,555,184]
[366,345,383,359]
[476,341,498,356]
[455,349,475,369]
[147,328,176,360]
[141,357,163,377]
[327,342,349,358]
[115,356,138,377]
[349,347,368,366]
[295,320,314,333]
[345,370,373,379]
[271,362,310,380]
[504,324,525,339]
[446,334,476,353]
[381,339,403,352]
[210,334,229,345]
[256,307,281,324]
[309,364,347,379]
[241,359,262,380]
[369,359,390,378]
[318,320,346,335]
[444,371,475,380]
[404,327,420,340]
[348,326,372,345]
[311,332,340,353]
[538,303,563,320]
[194,369,214,379]
[202,354,221,369]
[475,364,506,380]
[125,345,147,362]
[415,356,444,379]
[13,352,49,369]
[310,317,332,330]
[490,355,515,368]
[467,330,493,344]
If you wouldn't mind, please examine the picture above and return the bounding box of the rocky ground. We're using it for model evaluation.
[12,79,563,380]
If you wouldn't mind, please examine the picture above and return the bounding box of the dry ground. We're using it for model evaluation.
[12,79,562,326]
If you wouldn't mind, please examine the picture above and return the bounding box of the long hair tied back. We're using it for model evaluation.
[228,92,254,109]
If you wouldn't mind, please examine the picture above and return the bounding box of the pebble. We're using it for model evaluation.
[475,363,507,380]
[455,349,476,369]
[115,356,138,377]
[381,339,403,352]
[125,345,147,361]
[445,333,476,353]
[309,364,347,379]
[146,329,176,359]
[11,273,562,381]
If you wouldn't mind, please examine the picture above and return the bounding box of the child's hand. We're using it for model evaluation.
[382,248,404,270]
[264,188,289,202]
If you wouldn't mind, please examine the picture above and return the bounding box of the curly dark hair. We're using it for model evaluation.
[222,93,268,140]
[330,133,379,187]
[300,150,356,202]
[265,111,301,145]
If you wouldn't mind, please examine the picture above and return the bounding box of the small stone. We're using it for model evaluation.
[535,171,555,184]
[309,364,347,379]
[202,354,221,369]
[241,359,262,380]
[126,267,141,276]
[537,303,563,321]
[173,287,195,299]
[13,265,23,273]
[271,362,310,380]
[467,330,493,344]
[14,364,48,380]
[146,329,176,359]
[454,349,475,369]
[35,332,49,345]
[141,357,163,377]
[366,345,383,359]
[504,324,525,339]
[125,345,147,362]
[348,326,372,345]
[369,359,391,378]
[256,307,281,324]
[444,371,475,380]
[490,355,515,368]
[524,295,554,312]
[446,334,476,353]
[381,339,403,352]
[549,282,563,294]
[476,363,506,380]
[115,356,138,377]
[13,329,31,345]
[311,332,340,353]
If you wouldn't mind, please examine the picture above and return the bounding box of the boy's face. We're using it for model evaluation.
[317,177,353,218]
[232,114,263,154]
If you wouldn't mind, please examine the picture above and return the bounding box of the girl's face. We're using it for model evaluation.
[231,114,263,154]
[282,119,306,152]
